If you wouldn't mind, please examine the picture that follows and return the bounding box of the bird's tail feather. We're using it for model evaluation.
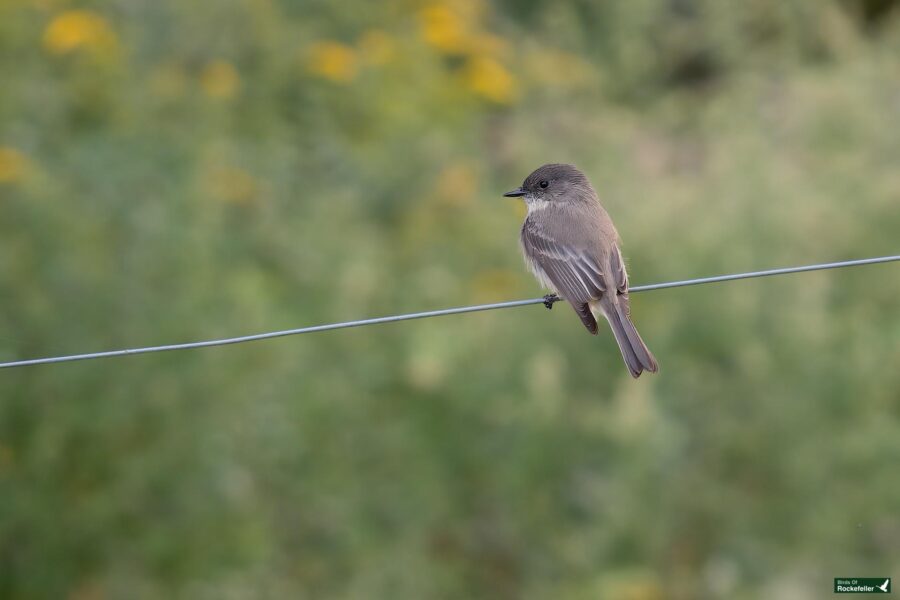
[596,297,658,378]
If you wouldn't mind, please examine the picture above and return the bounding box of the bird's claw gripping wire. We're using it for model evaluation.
[543,294,560,310]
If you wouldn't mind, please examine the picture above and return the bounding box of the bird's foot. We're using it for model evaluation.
[542,294,560,310]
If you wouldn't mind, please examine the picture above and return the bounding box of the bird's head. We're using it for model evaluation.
[503,163,594,207]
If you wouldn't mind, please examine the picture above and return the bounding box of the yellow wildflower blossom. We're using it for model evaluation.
[462,56,517,104]
[306,41,358,83]
[418,4,468,54]
[0,147,30,184]
[200,60,241,99]
[419,0,489,55]
[42,10,118,57]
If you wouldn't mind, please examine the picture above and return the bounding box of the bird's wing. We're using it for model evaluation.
[521,220,608,304]
[610,243,629,294]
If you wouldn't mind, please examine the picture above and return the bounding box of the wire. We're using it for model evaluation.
[1,254,898,369]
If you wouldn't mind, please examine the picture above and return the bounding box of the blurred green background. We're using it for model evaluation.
[2,0,900,598]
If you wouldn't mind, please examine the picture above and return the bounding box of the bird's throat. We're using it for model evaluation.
[524,196,550,213]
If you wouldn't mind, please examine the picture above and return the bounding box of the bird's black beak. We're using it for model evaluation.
[503,187,525,198]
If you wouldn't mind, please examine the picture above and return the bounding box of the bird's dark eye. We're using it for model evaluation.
[539,180,549,189]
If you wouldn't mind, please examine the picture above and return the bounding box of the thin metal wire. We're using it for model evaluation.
[1,255,898,369]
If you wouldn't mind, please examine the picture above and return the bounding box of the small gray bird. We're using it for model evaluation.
[504,164,658,378]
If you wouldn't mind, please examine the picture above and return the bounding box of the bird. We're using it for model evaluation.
[878,579,890,593]
[503,163,658,378]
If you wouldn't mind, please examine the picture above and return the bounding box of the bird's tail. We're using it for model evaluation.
[595,296,658,378]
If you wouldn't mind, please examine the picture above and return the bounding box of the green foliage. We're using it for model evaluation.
[1,0,899,597]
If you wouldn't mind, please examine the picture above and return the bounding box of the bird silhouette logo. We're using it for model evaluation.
[877,578,890,592]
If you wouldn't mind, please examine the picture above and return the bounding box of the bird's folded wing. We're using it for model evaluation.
[521,223,607,304]
[610,243,629,294]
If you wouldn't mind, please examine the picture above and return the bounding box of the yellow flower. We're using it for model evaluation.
[306,41,358,83]
[462,56,517,104]
[200,60,241,99]
[358,30,395,66]
[42,10,118,57]
[418,4,468,54]
[0,147,30,184]
[418,0,488,55]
